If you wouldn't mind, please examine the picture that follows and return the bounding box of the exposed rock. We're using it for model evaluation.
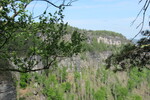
[58,50,112,72]
[31,30,129,72]
[0,71,16,100]
[97,36,122,45]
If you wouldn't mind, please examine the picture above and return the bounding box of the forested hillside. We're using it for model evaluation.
[14,27,150,100]
[0,0,149,100]
[1,24,149,100]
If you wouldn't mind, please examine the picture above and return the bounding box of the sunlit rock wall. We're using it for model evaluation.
[97,36,122,45]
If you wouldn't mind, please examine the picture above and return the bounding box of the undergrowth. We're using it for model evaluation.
[18,66,150,100]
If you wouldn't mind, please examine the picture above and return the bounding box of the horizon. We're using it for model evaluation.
[26,0,150,39]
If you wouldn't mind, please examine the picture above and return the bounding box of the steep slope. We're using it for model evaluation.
[15,27,150,100]
[0,26,130,100]
[58,27,129,70]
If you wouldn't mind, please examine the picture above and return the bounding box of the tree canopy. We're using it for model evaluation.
[0,0,85,73]
[105,0,150,72]
[106,30,150,72]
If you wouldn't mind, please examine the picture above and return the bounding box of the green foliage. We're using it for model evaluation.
[85,80,90,92]
[131,95,142,100]
[83,37,117,52]
[19,97,26,100]
[61,82,71,92]
[96,67,109,84]
[41,73,64,100]
[56,67,68,82]
[66,26,125,39]
[111,84,128,100]
[93,30,124,38]
[80,52,87,60]
[20,73,31,89]
[100,68,109,84]
[106,30,150,71]
[0,0,85,73]
[94,87,107,100]
[106,43,136,70]
[127,67,147,91]
[31,68,71,100]
[146,69,150,86]
[43,87,64,100]
[74,71,80,80]
[17,66,150,100]
[33,72,45,84]
[62,67,68,81]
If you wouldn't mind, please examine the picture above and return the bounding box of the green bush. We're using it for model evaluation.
[94,30,124,38]
[85,80,91,95]
[83,38,109,52]
[61,82,71,92]
[43,87,64,100]
[83,37,118,53]
[20,73,31,89]
[42,73,64,100]
[16,66,150,100]
[62,67,68,82]
[131,95,142,100]
[94,87,107,100]
[111,84,128,100]
[127,67,146,91]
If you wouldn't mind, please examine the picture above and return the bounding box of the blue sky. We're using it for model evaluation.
[27,0,150,39]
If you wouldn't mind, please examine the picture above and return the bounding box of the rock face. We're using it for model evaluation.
[58,51,112,72]
[0,71,16,100]
[58,31,128,71]
[97,36,122,45]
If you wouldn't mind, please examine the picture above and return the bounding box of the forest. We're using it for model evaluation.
[0,0,150,100]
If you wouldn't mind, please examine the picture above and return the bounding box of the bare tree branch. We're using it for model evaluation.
[131,0,150,41]
[0,56,56,73]
[33,0,77,8]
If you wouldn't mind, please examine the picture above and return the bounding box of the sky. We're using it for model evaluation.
[26,0,150,39]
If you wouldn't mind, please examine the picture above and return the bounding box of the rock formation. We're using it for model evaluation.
[0,71,16,100]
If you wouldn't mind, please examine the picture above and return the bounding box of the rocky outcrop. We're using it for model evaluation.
[97,36,121,45]
[58,50,112,72]
[57,31,128,70]
[0,71,16,100]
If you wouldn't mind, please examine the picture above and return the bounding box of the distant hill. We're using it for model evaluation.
[15,26,150,100]
[57,25,130,69]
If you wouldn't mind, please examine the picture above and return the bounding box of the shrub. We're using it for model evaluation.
[127,67,146,91]
[131,95,142,100]
[43,87,64,100]
[61,82,71,92]
[94,87,107,100]
[20,73,31,89]
[111,84,128,100]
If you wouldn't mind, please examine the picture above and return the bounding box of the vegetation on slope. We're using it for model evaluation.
[18,66,150,100]
[8,26,149,100]
[67,25,126,38]
[0,1,85,73]
[106,30,150,72]
[83,37,118,52]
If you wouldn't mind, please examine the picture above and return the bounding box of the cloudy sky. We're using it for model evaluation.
[27,0,150,39]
